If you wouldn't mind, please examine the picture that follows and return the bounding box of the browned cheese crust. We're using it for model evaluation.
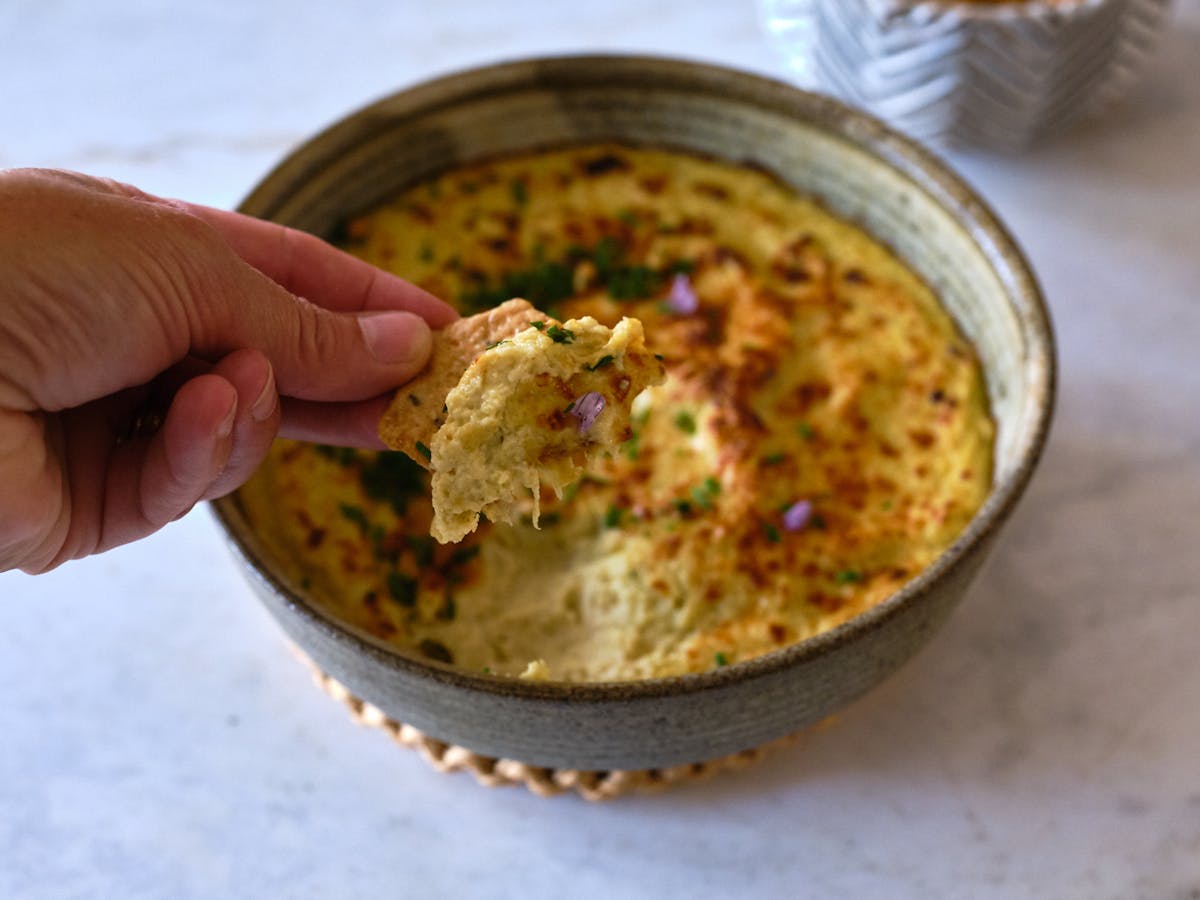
[234,144,994,681]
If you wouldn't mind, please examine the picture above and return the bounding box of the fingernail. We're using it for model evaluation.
[358,312,432,366]
[216,395,237,439]
[251,363,277,423]
[212,394,237,474]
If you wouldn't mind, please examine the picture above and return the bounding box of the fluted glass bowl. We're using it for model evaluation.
[759,0,1173,149]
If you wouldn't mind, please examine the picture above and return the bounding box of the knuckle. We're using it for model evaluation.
[291,302,349,393]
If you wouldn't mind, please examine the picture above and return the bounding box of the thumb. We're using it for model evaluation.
[171,222,435,404]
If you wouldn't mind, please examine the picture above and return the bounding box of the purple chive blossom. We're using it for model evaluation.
[666,272,699,315]
[782,500,813,532]
[570,391,606,434]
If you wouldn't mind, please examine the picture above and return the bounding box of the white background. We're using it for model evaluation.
[2,1,1199,897]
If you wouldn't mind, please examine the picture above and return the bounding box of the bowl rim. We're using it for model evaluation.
[213,52,1057,704]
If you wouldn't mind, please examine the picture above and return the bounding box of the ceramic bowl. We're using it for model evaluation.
[210,55,1055,772]
[759,0,1173,150]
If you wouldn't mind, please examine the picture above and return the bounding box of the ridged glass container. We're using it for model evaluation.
[759,0,1174,149]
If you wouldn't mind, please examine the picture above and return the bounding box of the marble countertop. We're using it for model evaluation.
[3,1,1199,897]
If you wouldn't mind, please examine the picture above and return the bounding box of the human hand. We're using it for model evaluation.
[0,168,456,573]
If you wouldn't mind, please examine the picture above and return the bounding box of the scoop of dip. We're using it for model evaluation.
[426,310,664,542]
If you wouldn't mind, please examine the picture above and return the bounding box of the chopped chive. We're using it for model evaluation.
[763,452,786,466]
[448,544,481,569]
[387,572,418,607]
[798,422,815,440]
[374,545,400,567]
[461,261,574,314]
[607,264,658,300]
[545,324,575,343]
[314,444,358,466]
[406,535,435,567]
[690,477,721,510]
[835,569,863,584]
[418,243,435,263]
[415,441,432,461]
[623,429,642,460]
[714,651,729,667]
[369,522,387,546]
[617,208,638,227]
[338,503,369,531]
[763,522,782,544]
[358,451,426,517]
[510,178,528,206]
[586,354,615,371]
[674,411,697,434]
[593,235,622,275]
[485,339,511,350]
[530,320,546,331]
[458,236,693,316]
[604,505,622,528]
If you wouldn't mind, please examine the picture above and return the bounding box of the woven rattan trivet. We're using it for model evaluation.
[294,650,803,801]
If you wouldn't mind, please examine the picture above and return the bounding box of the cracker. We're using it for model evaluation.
[378,298,544,465]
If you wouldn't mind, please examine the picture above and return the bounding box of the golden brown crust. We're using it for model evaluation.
[377,298,543,465]
[239,143,995,682]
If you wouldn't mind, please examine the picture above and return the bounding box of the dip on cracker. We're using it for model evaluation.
[378,298,665,543]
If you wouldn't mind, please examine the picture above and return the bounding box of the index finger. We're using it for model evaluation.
[179,202,459,327]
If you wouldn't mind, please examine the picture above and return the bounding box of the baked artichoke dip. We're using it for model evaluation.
[235,144,995,682]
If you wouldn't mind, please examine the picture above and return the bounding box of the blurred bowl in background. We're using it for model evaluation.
[759,0,1174,150]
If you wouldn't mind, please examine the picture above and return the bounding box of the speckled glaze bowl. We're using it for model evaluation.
[759,0,1173,150]
[211,56,1055,772]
